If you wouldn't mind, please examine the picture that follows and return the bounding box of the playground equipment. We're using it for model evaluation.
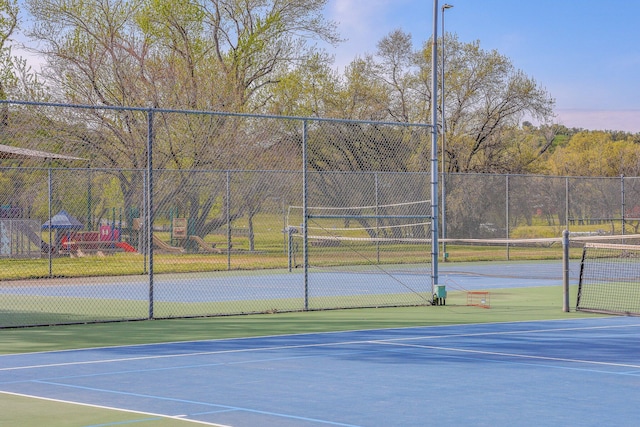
[0,210,131,258]
[0,209,109,257]
[116,241,137,252]
[189,235,222,253]
[0,219,46,257]
[41,210,139,256]
[130,216,223,254]
[62,228,137,255]
[0,205,48,256]
[41,210,83,254]
[152,235,185,253]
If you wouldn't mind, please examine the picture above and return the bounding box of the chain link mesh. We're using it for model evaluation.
[0,101,636,326]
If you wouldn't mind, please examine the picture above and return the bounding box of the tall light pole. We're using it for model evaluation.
[441,3,453,262]
[431,0,440,301]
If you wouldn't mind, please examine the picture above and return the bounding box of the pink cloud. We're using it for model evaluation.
[555,109,640,133]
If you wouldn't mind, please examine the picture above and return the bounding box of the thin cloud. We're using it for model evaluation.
[555,110,640,133]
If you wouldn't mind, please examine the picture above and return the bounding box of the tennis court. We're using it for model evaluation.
[2,316,639,426]
[0,258,579,328]
[2,257,638,426]
[0,259,577,301]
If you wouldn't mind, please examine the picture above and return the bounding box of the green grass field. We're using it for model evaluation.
[1,285,604,426]
[0,210,596,282]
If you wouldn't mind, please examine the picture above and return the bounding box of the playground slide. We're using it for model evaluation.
[189,235,222,253]
[152,235,184,253]
[115,241,137,253]
[16,222,51,253]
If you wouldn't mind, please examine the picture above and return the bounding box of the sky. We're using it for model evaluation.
[322,0,640,133]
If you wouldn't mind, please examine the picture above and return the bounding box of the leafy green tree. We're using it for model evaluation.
[265,52,340,117]
[0,0,18,103]
[433,35,554,172]
[367,29,418,123]
[547,131,640,177]
[0,1,47,121]
[276,30,555,174]
[23,0,339,240]
[24,0,339,163]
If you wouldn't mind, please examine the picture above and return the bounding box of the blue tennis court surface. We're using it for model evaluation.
[0,260,579,303]
[2,316,639,426]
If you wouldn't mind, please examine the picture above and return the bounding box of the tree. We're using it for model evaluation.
[547,131,640,177]
[276,30,556,174]
[0,0,18,105]
[24,0,339,162]
[325,31,555,173]
[337,56,392,121]
[23,0,339,240]
[200,0,340,112]
[369,29,418,123]
[264,52,341,117]
[433,35,554,172]
[467,123,561,174]
[0,1,47,122]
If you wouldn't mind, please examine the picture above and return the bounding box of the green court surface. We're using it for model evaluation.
[1,285,604,427]
[1,393,191,427]
[1,286,598,354]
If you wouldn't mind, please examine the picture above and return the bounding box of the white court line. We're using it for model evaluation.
[12,382,362,427]
[0,342,355,372]
[371,322,640,344]
[3,320,637,427]
[0,316,630,358]
[0,390,225,426]
[2,322,639,373]
[3,350,370,383]
[373,340,640,370]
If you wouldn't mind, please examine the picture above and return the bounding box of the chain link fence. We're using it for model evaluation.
[444,173,640,241]
[0,100,637,327]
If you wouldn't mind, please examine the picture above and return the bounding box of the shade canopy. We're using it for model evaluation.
[42,210,84,229]
[0,144,85,161]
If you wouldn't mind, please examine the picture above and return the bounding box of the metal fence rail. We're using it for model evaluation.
[0,101,436,327]
[0,100,637,327]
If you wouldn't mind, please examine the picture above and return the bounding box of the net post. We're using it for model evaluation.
[287,226,293,272]
[147,108,154,320]
[302,120,309,311]
[562,229,570,312]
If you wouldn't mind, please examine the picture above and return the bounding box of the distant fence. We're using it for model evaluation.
[444,173,640,240]
[0,100,637,327]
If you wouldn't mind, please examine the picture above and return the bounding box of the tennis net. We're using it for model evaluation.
[287,201,434,308]
[287,200,432,268]
[577,242,640,316]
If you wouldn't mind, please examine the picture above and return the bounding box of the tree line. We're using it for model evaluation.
[1,0,638,178]
[1,0,640,245]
